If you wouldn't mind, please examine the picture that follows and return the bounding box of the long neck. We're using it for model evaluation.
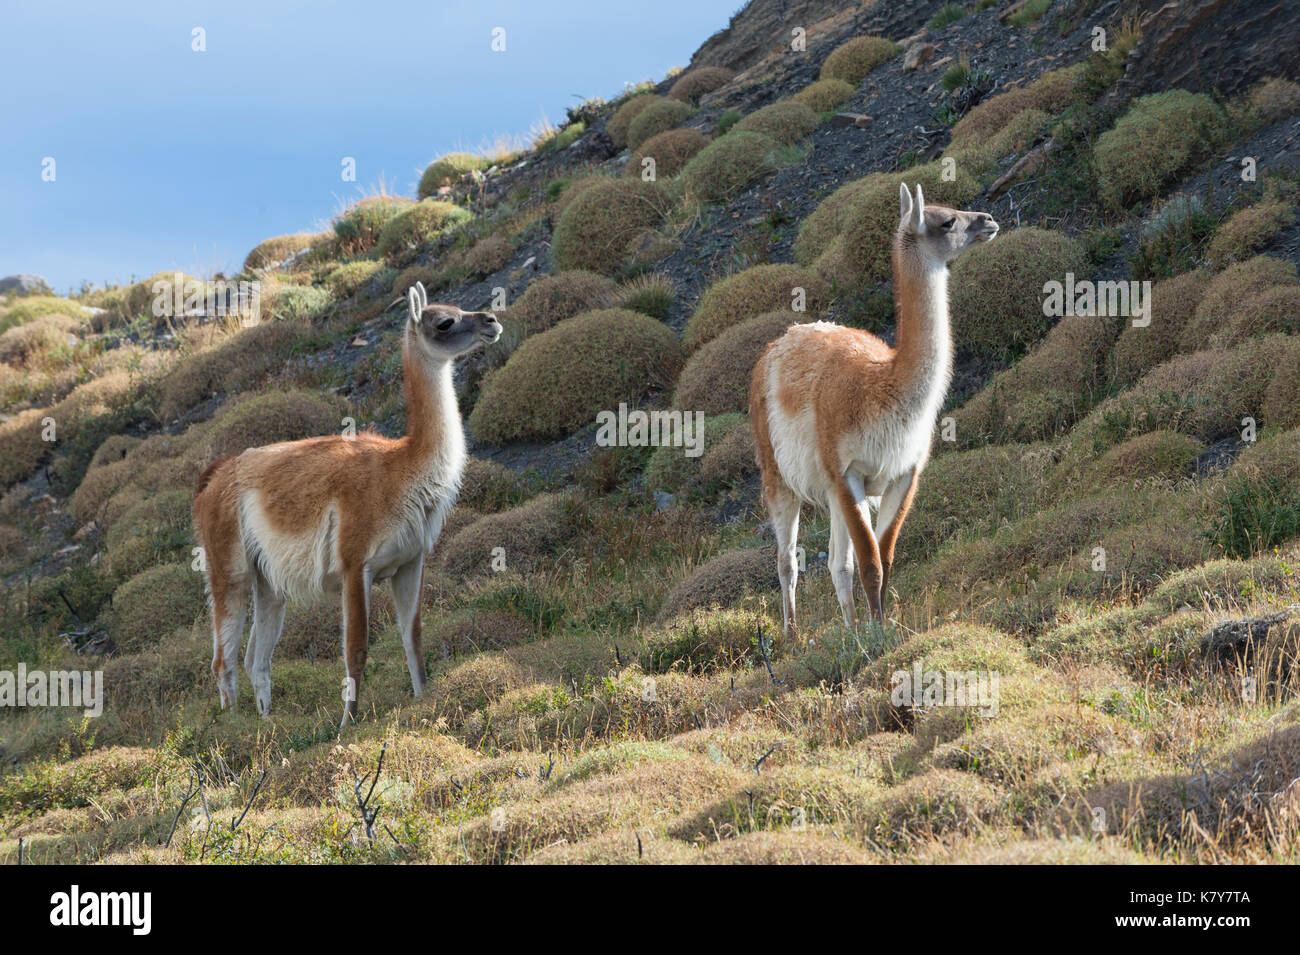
[891,239,953,387]
[401,328,459,462]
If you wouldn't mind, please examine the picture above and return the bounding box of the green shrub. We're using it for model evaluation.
[418,153,490,198]
[626,128,709,180]
[641,608,779,673]
[375,200,468,257]
[679,131,782,205]
[0,296,83,334]
[199,389,346,459]
[626,98,692,150]
[1235,77,1300,130]
[734,100,821,144]
[102,562,206,651]
[674,311,796,416]
[929,3,966,29]
[324,260,383,298]
[716,110,743,135]
[265,284,332,323]
[607,94,658,148]
[1107,270,1209,387]
[684,264,830,349]
[509,270,618,336]
[1094,91,1225,211]
[332,196,412,257]
[1210,429,1300,558]
[551,180,669,274]
[1008,0,1050,26]
[1180,255,1296,351]
[819,36,899,85]
[103,489,192,581]
[1206,200,1295,269]
[792,78,854,112]
[617,273,676,319]
[469,309,684,444]
[949,227,1091,360]
[668,67,734,103]
[1128,195,1218,281]
[1264,337,1300,430]
[949,65,1081,146]
[243,233,321,271]
[645,413,747,493]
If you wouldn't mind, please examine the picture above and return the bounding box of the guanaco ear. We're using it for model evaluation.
[913,183,926,233]
[407,287,421,324]
[415,281,428,312]
[898,182,913,224]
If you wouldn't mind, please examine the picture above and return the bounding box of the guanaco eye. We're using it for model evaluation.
[436,317,456,331]
[940,217,956,231]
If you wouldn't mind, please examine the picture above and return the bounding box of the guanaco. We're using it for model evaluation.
[750,183,998,635]
[193,282,500,727]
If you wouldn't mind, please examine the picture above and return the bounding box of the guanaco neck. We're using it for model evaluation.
[398,327,460,466]
[890,238,953,401]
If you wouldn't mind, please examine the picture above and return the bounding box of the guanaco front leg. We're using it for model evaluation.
[835,473,884,624]
[341,567,370,729]
[874,467,920,617]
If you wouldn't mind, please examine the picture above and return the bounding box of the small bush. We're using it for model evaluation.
[626,128,709,180]
[464,235,512,278]
[1206,200,1295,270]
[243,233,320,271]
[1263,337,1300,430]
[509,270,618,336]
[1087,430,1203,489]
[715,110,743,135]
[440,493,574,580]
[645,413,747,494]
[1095,91,1225,211]
[469,309,684,444]
[418,153,490,198]
[199,389,346,460]
[792,78,855,112]
[332,196,412,257]
[0,312,80,368]
[679,131,782,205]
[641,608,779,673]
[0,296,84,334]
[1108,270,1209,387]
[675,311,797,416]
[103,562,206,651]
[324,260,383,298]
[607,95,657,148]
[1008,0,1050,27]
[391,264,441,296]
[734,100,821,144]
[550,180,669,275]
[375,200,468,258]
[265,284,332,323]
[625,98,692,151]
[1211,429,1300,558]
[1180,255,1296,351]
[929,3,966,29]
[684,264,830,350]
[1207,285,1300,348]
[657,546,779,621]
[819,36,899,86]
[617,273,676,319]
[1236,77,1300,130]
[103,489,192,581]
[949,227,1091,360]
[668,67,734,103]
[458,456,520,513]
[949,65,1081,145]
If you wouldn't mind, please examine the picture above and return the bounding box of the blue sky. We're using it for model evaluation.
[0,1,740,293]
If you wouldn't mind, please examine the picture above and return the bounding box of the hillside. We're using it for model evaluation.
[1,0,1299,865]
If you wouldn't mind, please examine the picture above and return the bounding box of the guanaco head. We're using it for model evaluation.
[896,183,998,265]
[405,281,501,359]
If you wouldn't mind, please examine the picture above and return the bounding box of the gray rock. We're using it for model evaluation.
[0,274,49,295]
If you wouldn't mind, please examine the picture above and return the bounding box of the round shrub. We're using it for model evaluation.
[550,180,669,275]
[668,66,734,103]
[949,227,1090,360]
[949,65,1081,145]
[458,456,519,513]
[607,94,658,148]
[391,264,441,296]
[679,131,780,205]
[793,178,874,267]
[1208,285,1300,348]
[1206,200,1295,270]
[243,232,319,271]
[657,546,779,621]
[734,100,821,144]
[89,434,140,471]
[1108,270,1209,388]
[645,413,747,494]
[201,389,346,459]
[103,563,206,651]
[1180,255,1297,351]
[158,320,310,421]
[1095,91,1225,211]
[697,421,757,492]
[626,98,693,151]
[0,312,80,368]
[418,153,490,198]
[265,283,332,323]
[440,493,574,580]
[0,295,83,334]
[819,36,898,85]
[324,260,383,297]
[103,489,192,581]
[792,78,855,112]
[375,200,468,257]
[675,311,798,415]
[1086,431,1202,489]
[469,309,684,444]
[1238,77,1300,128]
[509,270,618,335]
[464,235,512,278]
[550,174,612,221]
[684,264,830,350]
[427,609,536,657]
[626,128,709,180]
[332,196,412,257]
[1264,337,1300,430]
